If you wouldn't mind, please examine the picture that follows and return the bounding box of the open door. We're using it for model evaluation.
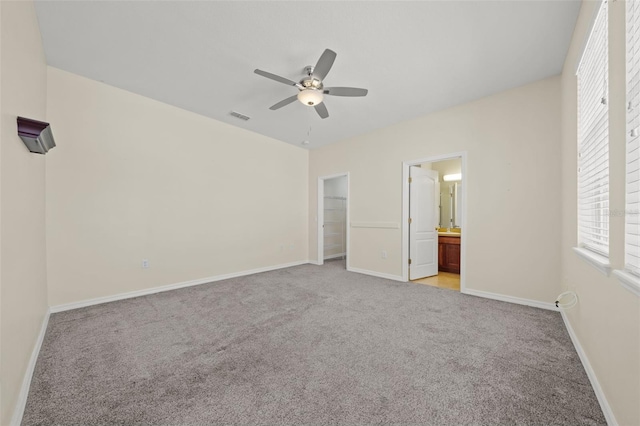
[409,167,439,280]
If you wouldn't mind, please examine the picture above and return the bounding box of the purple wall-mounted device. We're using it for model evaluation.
[17,116,56,154]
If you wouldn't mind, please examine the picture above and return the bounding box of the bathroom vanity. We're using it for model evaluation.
[438,234,460,274]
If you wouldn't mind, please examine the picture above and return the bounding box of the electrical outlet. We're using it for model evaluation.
[381,250,387,259]
[142,259,149,269]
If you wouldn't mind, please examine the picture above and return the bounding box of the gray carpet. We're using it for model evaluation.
[23,261,605,425]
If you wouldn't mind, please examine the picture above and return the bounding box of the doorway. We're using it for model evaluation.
[317,173,350,268]
[402,153,466,293]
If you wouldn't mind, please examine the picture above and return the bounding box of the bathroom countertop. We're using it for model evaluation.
[438,232,461,237]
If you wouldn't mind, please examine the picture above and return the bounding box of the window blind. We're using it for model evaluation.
[627,0,640,275]
[577,0,609,256]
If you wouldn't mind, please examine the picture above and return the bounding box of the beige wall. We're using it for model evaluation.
[46,67,309,307]
[309,75,562,303]
[560,1,640,424]
[3,1,636,425]
[0,1,48,424]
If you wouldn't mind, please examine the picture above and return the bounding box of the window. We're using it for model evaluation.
[626,0,640,276]
[577,0,609,258]
[613,0,640,296]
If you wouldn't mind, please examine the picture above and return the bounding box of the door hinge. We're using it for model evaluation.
[408,258,412,265]
[409,218,412,224]
[408,177,412,183]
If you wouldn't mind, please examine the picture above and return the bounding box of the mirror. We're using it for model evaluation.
[439,182,462,228]
[421,158,462,229]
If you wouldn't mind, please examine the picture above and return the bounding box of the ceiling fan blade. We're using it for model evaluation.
[314,103,329,119]
[313,49,337,80]
[269,95,298,110]
[254,69,298,86]
[324,87,368,97]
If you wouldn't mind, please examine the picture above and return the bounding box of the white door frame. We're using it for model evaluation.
[402,152,467,293]
[317,172,350,268]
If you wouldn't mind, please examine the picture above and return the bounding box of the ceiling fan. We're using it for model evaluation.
[254,49,368,119]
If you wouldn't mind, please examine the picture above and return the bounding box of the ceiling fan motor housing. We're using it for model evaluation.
[298,67,324,106]
[301,77,323,90]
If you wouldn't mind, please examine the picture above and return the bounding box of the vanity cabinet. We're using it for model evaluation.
[438,236,460,274]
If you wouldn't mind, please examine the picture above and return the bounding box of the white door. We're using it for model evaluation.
[409,167,439,280]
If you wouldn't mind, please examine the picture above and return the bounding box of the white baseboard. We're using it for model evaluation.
[347,266,404,282]
[50,260,309,313]
[465,290,616,424]
[463,288,559,311]
[11,308,51,426]
[561,312,617,426]
[308,260,321,265]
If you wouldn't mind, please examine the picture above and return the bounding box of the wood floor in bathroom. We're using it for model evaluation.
[411,272,460,291]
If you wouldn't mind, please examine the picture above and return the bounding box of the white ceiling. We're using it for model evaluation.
[34,1,580,149]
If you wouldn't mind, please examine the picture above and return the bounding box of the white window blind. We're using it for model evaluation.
[627,0,640,276]
[577,0,609,257]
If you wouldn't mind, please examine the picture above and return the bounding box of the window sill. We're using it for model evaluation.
[612,270,640,297]
[572,247,611,276]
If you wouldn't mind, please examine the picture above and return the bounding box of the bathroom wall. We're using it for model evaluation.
[429,159,461,179]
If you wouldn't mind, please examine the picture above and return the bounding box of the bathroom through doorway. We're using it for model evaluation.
[402,153,466,292]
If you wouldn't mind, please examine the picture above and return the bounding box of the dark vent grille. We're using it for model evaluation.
[230,111,250,121]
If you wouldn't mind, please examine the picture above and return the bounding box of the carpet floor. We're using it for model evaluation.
[22,261,605,425]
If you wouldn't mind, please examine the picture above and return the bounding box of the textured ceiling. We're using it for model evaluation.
[34,1,580,149]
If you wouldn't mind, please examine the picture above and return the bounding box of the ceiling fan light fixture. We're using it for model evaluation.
[297,89,324,106]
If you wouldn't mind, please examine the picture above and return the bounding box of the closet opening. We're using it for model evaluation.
[317,173,349,269]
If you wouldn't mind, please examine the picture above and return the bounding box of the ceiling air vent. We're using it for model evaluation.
[230,111,250,121]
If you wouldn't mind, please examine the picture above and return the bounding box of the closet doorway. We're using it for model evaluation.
[317,173,350,268]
